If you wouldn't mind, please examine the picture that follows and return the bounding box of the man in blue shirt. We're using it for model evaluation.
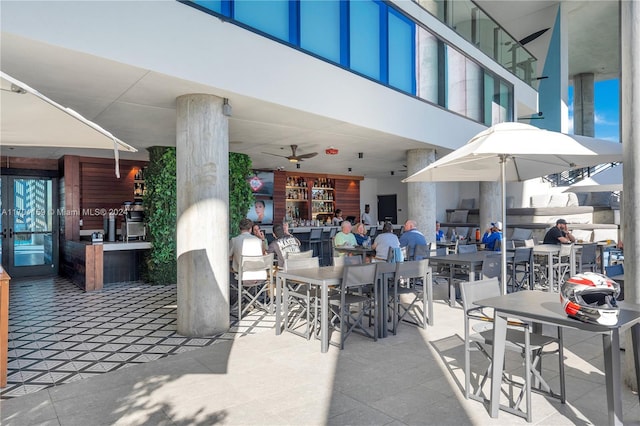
[482,221,503,251]
[399,219,427,259]
[436,221,445,242]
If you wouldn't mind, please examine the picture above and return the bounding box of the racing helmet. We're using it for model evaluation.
[560,272,620,326]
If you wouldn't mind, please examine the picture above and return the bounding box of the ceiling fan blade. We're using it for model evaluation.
[518,28,549,45]
[262,152,289,159]
[297,152,318,159]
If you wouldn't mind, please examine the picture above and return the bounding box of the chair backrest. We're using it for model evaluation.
[458,244,477,254]
[284,256,319,272]
[511,227,533,241]
[368,227,378,238]
[309,228,323,241]
[605,263,624,277]
[240,253,274,281]
[329,228,337,238]
[455,227,470,239]
[481,255,501,279]
[513,247,532,263]
[559,243,573,258]
[287,250,313,260]
[427,247,447,257]
[580,243,597,263]
[459,278,501,313]
[524,239,535,248]
[395,259,429,281]
[344,255,363,265]
[413,244,429,260]
[341,263,377,290]
[387,246,405,263]
[332,256,344,266]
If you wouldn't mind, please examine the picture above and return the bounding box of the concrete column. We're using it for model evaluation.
[406,149,436,242]
[176,94,229,336]
[479,182,501,235]
[621,0,639,391]
[573,73,595,137]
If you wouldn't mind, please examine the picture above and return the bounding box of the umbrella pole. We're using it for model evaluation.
[500,156,507,295]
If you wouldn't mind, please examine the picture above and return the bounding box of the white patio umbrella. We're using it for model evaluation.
[403,122,623,293]
[564,163,623,193]
[1,71,137,177]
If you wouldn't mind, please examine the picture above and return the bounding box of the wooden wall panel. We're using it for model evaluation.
[78,158,146,230]
[0,156,58,171]
[335,178,361,222]
[273,171,287,223]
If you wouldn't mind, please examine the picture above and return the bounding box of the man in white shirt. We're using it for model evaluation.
[229,218,263,273]
[361,204,373,226]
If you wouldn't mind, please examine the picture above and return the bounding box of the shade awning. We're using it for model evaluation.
[1,71,137,152]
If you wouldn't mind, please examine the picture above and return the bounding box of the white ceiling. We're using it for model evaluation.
[0,1,619,178]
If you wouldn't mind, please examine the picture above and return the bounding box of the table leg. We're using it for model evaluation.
[547,252,553,291]
[489,312,508,418]
[602,330,623,425]
[570,247,576,277]
[382,273,389,338]
[275,276,282,335]
[321,284,328,353]
[426,270,433,326]
[448,263,455,307]
[632,324,640,406]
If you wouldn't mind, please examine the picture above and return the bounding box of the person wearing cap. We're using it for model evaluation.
[482,221,503,251]
[543,218,576,244]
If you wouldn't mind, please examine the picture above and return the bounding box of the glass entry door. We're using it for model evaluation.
[1,176,58,277]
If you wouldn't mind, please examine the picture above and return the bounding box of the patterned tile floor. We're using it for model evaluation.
[1,276,271,399]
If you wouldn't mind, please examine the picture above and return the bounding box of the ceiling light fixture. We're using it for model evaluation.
[296,163,301,169]
[348,167,352,174]
[358,152,364,159]
[390,171,395,176]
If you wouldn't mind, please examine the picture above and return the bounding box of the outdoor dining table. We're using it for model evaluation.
[428,251,513,307]
[333,246,376,258]
[275,265,342,353]
[532,244,577,291]
[476,290,640,425]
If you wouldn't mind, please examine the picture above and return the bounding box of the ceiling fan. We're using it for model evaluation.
[263,144,318,163]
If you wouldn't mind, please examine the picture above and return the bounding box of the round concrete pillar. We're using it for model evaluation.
[406,149,436,242]
[621,0,639,391]
[176,94,230,336]
[479,182,501,234]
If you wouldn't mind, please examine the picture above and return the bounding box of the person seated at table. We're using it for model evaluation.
[334,221,357,254]
[282,222,293,237]
[229,218,263,275]
[332,209,344,226]
[399,219,427,259]
[482,221,503,251]
[543,218,576,244]
[352,222,369,246]
[251,223,268,254]
[436,221,445,242]
[372,221,400,261]
[267,223,301,268]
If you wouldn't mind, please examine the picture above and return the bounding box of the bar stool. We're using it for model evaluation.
[308,228,324,264]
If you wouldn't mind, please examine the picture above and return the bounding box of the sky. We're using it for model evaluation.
[568,78,620,142]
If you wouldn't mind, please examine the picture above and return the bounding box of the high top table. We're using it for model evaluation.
[532,244,576,291]
[477,291,640,425]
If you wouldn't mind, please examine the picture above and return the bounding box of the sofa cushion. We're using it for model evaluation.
[450,210,469,223]
[571,229,593,243]
[459,198,475,209]
[530,194,550,207]
[548,194,569,207]
[566,192,579,207]
[592,228,618,242]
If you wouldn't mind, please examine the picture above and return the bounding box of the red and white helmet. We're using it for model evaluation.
[560,272,620,326]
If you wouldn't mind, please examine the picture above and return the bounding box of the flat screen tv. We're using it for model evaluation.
[247,199,273,225]
[247,171,274,196]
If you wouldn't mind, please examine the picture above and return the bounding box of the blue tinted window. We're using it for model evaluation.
[192,0,223,14]
[388,10,414,94]
[300,1,341,63]
[349,0,381,80]
[234,0,289,42]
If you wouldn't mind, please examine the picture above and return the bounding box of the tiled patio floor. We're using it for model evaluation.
[2,276,269,399]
